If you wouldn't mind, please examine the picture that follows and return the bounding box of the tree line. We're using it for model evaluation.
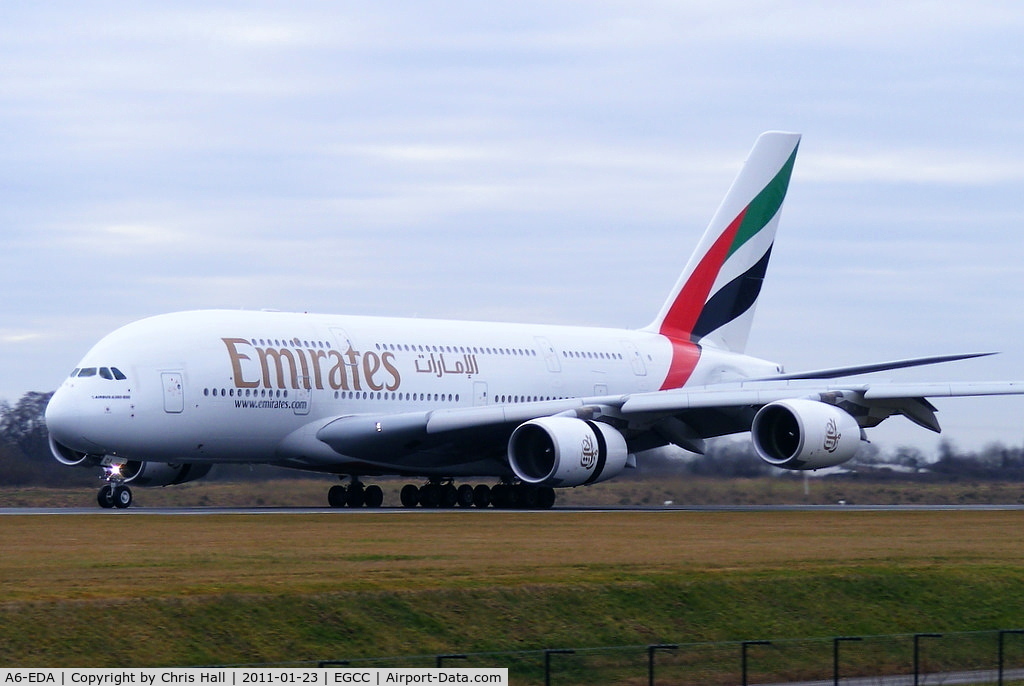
[2,391,1023,487]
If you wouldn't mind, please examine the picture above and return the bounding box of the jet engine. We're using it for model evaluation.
[751,398,863,470]
[508,417,629,487]
[48,435,102,467]
[120,461,213,487]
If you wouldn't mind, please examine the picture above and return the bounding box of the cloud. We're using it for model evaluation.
[2,1,1024,449]
[803,150,1024,185]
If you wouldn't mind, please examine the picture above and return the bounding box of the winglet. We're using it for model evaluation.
[648,132,801,354]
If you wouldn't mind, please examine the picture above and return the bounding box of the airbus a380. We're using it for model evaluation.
[44,132,1024,509]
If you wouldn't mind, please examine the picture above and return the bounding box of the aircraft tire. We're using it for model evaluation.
[345,484,365,508]
[472,484,491,508]
[492,484,517,509]
[420,483,442,508]
[328,485,347,508]
[112,485,133,509]
[441,484,458,508]
[456,484,475,508]
[400,484,419,508]
[518,485,539,509]
[538,487,556,509]
[364,485,384,508]
[97,484,115,509]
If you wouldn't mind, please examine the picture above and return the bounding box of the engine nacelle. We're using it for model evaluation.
[49,435,102,467]
[120,461,213,487]
[508,417,629,487]
[751,399,863,470]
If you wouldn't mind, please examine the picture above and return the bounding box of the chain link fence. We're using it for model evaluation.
[199,629,1024,685]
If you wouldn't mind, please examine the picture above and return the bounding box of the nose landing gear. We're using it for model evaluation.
[97,463,133,509]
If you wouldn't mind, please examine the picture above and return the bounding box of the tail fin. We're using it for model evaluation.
[647,131,800,354]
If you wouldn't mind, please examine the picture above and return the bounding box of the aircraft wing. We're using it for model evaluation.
[311,377,1024,464]
[619,380,1024,413]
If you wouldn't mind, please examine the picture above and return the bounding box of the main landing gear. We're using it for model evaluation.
[326,477,557,509]
[398,480,556,509]
[327,477,384,509]
[97,464,133,509]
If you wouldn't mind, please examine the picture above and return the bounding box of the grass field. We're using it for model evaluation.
[1,505,1024,681]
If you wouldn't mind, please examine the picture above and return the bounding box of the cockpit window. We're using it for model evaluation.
[74,366,127,380]
[70,368,80,378]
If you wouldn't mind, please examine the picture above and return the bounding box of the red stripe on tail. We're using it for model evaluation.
[658,208,747,341]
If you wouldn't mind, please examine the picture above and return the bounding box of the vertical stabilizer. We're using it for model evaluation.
[648,132,800,355]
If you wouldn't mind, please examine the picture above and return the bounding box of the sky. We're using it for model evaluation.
[2,1,1024,453]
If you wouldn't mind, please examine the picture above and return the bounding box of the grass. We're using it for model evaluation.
[1,507,1024,678]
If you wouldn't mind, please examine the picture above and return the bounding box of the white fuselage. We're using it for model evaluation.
[45,309,780,475]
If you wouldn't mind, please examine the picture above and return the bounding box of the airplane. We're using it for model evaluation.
[44,131,1024,509]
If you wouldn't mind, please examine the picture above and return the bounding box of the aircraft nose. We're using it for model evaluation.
[45,383,107,452]
[45,385,79,444]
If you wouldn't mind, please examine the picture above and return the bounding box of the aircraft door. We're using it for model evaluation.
[535,337,561,373]
[473,381,488,406]
[293,378,311,415]
[162,372,185,413]
[621,341,647,376]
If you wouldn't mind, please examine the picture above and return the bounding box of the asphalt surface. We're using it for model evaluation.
[3,504,1024,515]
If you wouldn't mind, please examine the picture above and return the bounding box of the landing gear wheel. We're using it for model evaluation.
[400,484,420,508]
[364,485,384,508]
[441,484,458,508]
[97,484,115,509]
[538,486,556,509]
[420,483,442,508]
[519,485,539,509]
[112,485,133,509]
[328,485,347,508]
[456,484,475,508]
[472,484,491,508]
[345,484,366,508]
[492,484,517,509]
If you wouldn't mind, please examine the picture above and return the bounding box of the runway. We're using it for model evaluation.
[3,503,1024,515]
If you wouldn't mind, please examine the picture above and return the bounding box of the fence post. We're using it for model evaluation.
[913,633,942,686]
[647,643,678,686]
[544,648,575,686]
[832,636,861,686]
[999,629,1024,686]
[741,640,771,686]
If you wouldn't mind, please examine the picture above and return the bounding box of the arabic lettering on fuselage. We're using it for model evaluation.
[413,352,480,378]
